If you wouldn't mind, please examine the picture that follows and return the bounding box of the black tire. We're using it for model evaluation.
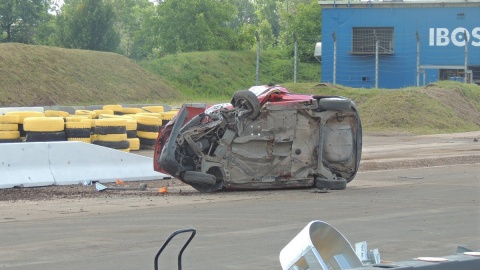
[18,124,26,137]
[231,90,261,119]
[317,97,352,111]
[92,140,130,149]
[139,138,156,146]
[162,119,171,126]
[25,131,67,142]
[126,130,137,138]
[94,125,127,135]
[315,177,347,190]
[137,123,160,132]
[65,128,91,138]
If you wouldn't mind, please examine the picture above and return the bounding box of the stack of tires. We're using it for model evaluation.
[0,114,21,143]
[135,113,162,149]
[161,110,178,126]
[23,117,66,142]
[142,106,164,113]
[122,107,145,116]
[103,105,123,116]
[125,118,140,151]
[75,109,96,119]
[92,118,130,152]
[5,111,45,139]
[44,110,70,118]
[65,121,92,143]
[94,109,114,118]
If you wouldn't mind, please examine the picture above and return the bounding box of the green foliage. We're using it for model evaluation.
[139,49,321,102]
[152,0,237,55]
[56,0,120,52]
[0,0,49,43]
[280,0,321,62]
[236,23,257,51]
[259,19,275,49]
[109,0,153,58]
[254,0,281,42]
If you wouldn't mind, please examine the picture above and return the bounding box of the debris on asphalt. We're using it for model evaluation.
[398,176,424,179]
[95,182,147,192]
[311,188,330,193]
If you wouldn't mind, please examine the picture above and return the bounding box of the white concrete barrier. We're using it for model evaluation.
[0,141,170,189]
[0,107,44,114]
[0,143,55,188]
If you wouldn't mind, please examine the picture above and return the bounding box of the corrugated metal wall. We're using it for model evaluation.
[321,5,480,88]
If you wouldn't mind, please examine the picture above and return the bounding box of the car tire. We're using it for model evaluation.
[231,90,261,119]
[315,177,347,190]
[316,97,352,111]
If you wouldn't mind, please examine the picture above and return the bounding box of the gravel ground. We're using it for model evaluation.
[1,132,478,202]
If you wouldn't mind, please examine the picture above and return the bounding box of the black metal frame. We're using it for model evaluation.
[154,228,196,270]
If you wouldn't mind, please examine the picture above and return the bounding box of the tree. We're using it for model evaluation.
[254,0,280,46]
[0,0,49,43]
[153,0,237,55]
[109,0,153,58]
[279,0,321,61]
[56,0,120,52]
[258,19,275,49]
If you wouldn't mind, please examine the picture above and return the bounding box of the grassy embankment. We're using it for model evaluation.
[0,43,479,135]
[0,43,181,106]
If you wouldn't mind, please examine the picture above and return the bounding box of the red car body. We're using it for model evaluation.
[154,85,362,192]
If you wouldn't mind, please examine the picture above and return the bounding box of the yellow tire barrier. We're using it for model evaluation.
[98,114,122,119]
[135,114,161,126]
[93,109,114,118]
[95,118,127,127]
[142,106,164,113]
[137,112,162,119]
[0,123,18,131]
[95,133,127,142]
[23,117,65,132]
[125,119,137,131]
[122,107,145,114]
[5,111,45,123]
[65,116,90,122]
[103,104,123,114]
[80,118,96,128]
[0,131,20,139]
[127,138,140,151]
[67,137,92,143]
[65,121,92,129]
[162,111,178,121]
[44,110,70,118]
[75,110,96,119]
[136,131,158,140]
[0,115,20,124]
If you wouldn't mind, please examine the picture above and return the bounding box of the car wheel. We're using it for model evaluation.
[315,177,347,190]
[231,90,261,119]
[317,97,352,111]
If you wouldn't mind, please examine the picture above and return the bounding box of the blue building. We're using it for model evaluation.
[318,0,480,88]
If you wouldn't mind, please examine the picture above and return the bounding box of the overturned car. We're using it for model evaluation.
[154,85,362,193]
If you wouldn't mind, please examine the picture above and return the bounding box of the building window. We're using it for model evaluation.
[352,27,394,54]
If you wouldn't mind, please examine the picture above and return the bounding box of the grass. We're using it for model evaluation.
[139,49,321,103]
[0,43,479,135]
[0,43,181,106]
